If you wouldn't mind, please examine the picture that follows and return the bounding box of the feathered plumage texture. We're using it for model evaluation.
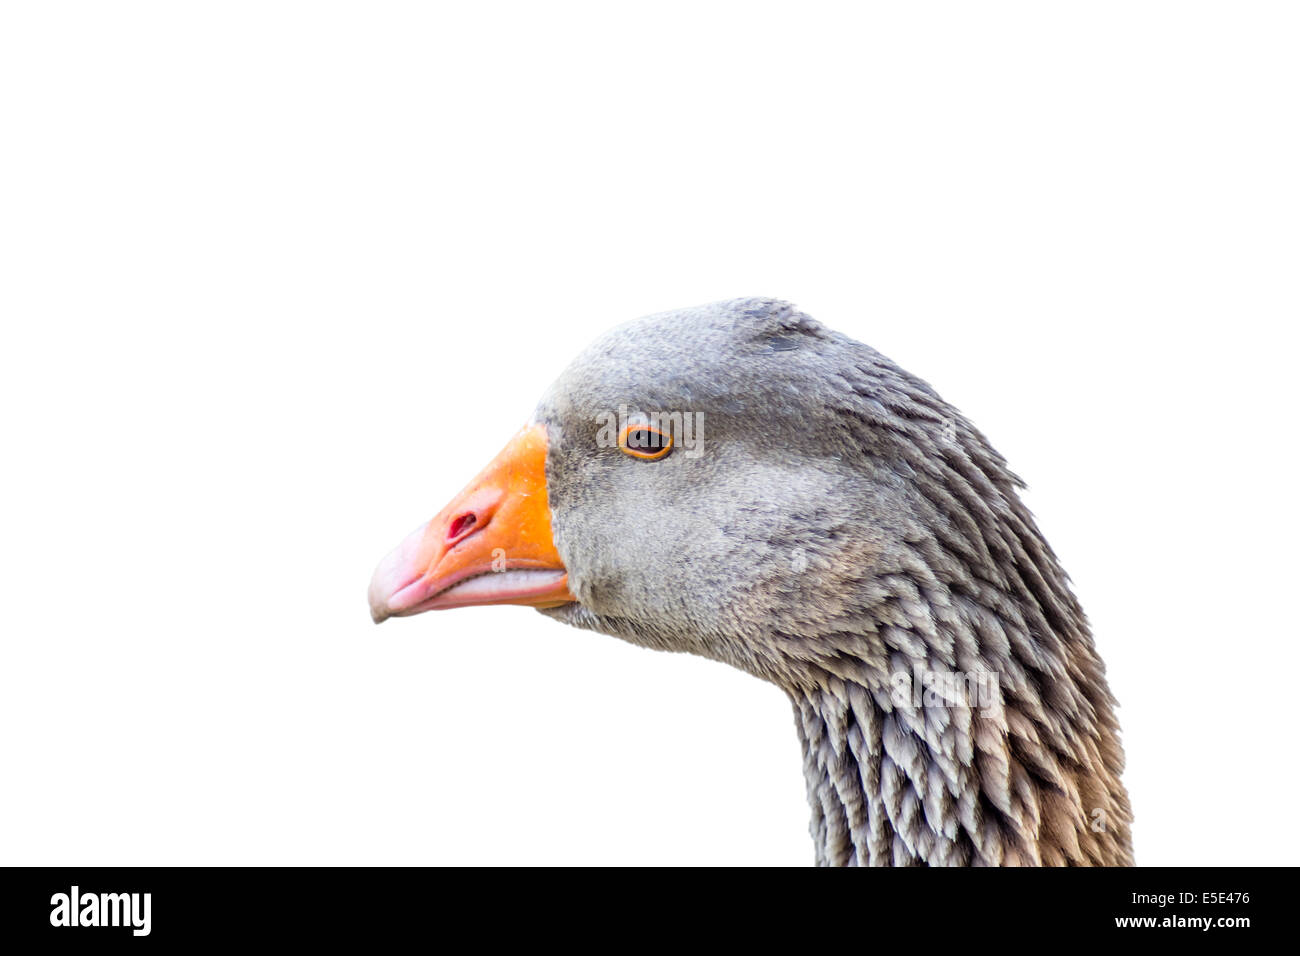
[533,298,1132,866]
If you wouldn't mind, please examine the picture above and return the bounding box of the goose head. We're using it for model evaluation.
[368,297,1133,866]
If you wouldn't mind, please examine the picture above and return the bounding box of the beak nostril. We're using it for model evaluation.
[448,512,477,541]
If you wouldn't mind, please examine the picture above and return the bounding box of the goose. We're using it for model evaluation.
[368,297,1133,866]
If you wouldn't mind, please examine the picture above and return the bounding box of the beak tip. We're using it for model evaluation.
[369,582,393,624]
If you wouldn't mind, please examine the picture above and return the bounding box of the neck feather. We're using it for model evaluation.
[778,378,1133,866]
[790,663,1132,865]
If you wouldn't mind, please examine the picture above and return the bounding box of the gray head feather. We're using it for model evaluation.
[533,297,1132,866]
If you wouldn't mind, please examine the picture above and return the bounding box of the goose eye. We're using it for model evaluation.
[618,424,673,460]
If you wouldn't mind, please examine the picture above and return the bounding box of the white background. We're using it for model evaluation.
[2,2,1296,866]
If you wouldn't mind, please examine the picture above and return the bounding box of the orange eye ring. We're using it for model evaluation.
[618,423,673,460]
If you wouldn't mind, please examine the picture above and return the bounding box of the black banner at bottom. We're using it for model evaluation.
[0,865,1280,944]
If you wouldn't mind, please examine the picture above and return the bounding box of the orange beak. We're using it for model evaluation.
[368,423,575,623]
